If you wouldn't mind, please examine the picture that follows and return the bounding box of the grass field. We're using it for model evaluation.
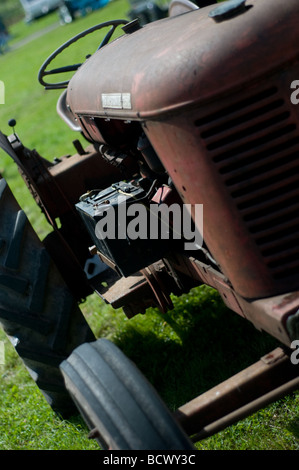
[0,0,298,451]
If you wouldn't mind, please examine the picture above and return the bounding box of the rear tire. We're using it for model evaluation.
[0,178,95,417]
[60,338,194,450]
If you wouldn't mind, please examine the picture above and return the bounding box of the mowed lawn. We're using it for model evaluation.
[0,0,298,450]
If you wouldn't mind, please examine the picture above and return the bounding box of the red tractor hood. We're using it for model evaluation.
[67,0,299,121]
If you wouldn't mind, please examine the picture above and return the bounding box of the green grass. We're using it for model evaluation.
[0,341,98,450]
[0,287,298,450]
[0,0,298,450]
[0,0,131,236]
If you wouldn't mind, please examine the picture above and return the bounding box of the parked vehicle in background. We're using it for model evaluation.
[126,0,222,28]
[0,16,9,54]
[127,0,168,24]
[19,0,62,22]
[19,0,109,23]
[58,0,109,23]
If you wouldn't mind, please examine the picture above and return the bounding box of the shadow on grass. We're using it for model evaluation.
[112,286,280,411]
[64,285,298,450]
[287,416,299,440]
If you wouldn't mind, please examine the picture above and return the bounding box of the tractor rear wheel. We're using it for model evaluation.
[0,178,95,417]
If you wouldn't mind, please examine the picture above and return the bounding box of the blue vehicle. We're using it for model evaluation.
[19,0,62,22]
[59,0,109,23]
[0,16,9,54]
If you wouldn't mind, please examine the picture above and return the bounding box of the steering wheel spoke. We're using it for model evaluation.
[44,64,83,75]
[38,19,128,90]
[98,24,118,50]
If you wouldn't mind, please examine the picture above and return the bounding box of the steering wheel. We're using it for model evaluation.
[38,19,128,90]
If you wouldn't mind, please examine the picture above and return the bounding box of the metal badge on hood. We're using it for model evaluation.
[101,93,132,110]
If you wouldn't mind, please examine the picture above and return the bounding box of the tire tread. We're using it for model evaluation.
[0,178,95,416]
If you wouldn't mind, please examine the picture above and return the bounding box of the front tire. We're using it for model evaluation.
[60,338,194,450]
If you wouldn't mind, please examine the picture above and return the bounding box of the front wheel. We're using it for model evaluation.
[60,338,195,450]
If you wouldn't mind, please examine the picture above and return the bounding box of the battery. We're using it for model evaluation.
[76,180,170,277]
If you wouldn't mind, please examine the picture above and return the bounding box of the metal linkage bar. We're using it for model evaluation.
[174,347,298,440]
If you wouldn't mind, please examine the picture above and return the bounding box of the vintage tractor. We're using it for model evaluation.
[0,0,298,450]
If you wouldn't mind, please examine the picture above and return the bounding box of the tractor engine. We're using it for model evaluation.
[65,0,299,301]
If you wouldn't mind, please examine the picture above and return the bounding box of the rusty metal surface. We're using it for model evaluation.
[237,292,299,347]
[145,65,299,299]
[174,347,299,439]
[167,254,298,346]
[190,256,299,347]
[65,0,299,300]
[48,145,125,211]
[141,263,174,313]
[67,0,299,120]
[190,376,299,441]
[95,272,157,318]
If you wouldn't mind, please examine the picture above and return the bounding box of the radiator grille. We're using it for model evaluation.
[195,86,299,281]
